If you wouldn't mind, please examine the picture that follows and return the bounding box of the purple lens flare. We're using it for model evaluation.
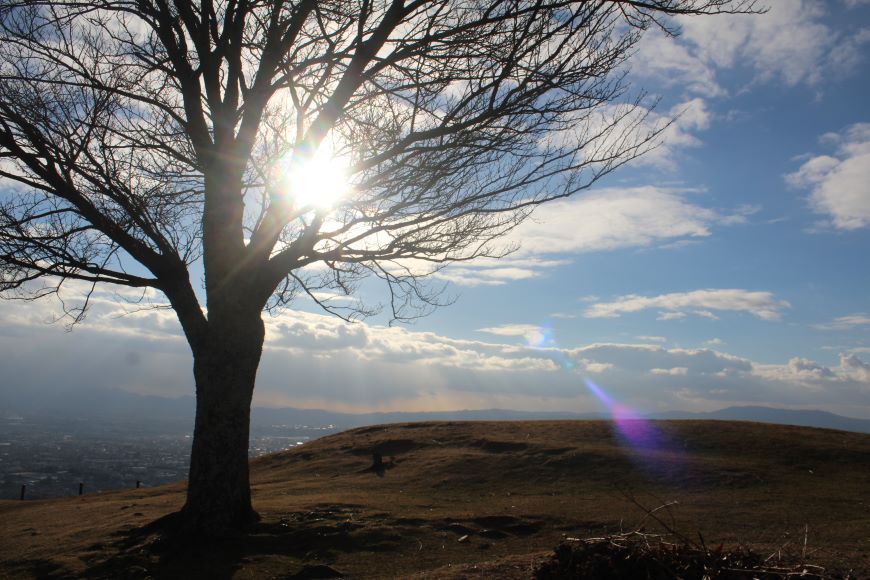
[520,323,682,478]
[585,378,662,452]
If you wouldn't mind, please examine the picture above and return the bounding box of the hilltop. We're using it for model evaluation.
[1,420,869,578]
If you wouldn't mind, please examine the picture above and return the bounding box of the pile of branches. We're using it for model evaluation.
[535,532,855,579]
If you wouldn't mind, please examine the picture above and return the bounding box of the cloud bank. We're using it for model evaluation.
[1,290,867,418]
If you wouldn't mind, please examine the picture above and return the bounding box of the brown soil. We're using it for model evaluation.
[1,420,869,579]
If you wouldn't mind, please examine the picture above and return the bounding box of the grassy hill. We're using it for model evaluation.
[1,420,869,578]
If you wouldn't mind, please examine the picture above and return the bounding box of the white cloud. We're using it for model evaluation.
[584,289,790,321]
[584,362,614,374]
[786,155,841,187]
[671,97,712,132]
[631,31,725,97]
[646,99,713,169]
[432,258,570,287]
[567,99,712,171]
[567,342,752,375]
[476,324,550,346]
[541,90,718,183]
[814,313,870,331]
[693,310,721,321]
[650,367,689,376]
[841,354,870,382]
[476,324,541,337]
[657,312,687,321]
[681,2,830,86]
[786,124,870,230]
[636,1,870,96]
[306,291,361,305]
[638,98,713,170]
[514,187,718,256]
[752,354,870,386]
[636,335,667,343]
[435,185,743,286]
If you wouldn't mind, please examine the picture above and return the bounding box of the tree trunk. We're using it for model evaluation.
[182,310,265,533]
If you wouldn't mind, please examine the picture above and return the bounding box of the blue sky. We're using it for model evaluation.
[2,0,870,418]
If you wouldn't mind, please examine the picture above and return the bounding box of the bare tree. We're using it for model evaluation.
[0,0,757,532]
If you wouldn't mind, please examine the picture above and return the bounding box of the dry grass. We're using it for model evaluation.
[1,420,868,578]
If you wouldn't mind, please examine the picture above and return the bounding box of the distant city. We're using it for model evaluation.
[0,413,338,500]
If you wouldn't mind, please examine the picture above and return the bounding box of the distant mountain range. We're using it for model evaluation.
[251,405,870,434]
[3,387,869,434]
[647,406,870,434]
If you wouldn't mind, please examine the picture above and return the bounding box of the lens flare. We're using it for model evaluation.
[515,321,685,481]
[584,378,659,450]
[525,321,554,349]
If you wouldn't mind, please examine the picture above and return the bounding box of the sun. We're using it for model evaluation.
[279,143,352,210]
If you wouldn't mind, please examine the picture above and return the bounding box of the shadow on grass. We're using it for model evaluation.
[69,509,404,579]
[3,558,79,580]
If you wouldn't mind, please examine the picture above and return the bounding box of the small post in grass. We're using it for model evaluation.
[78,482,84,496]
[20,484,25,500]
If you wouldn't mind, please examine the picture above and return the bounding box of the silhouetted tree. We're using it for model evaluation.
[0,0,757,532]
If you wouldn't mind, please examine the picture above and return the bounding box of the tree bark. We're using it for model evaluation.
[182,310,265,533]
